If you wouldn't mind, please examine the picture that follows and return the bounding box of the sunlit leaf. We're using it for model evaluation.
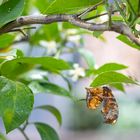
[95,63,128,74]
[90,71,137,87]
[110,83,125,92]
[34,0,102,14]
[117,35,140,50]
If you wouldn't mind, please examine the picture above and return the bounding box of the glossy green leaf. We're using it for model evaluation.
[34,0,102,14]
[35,105,62,126]
[0,57,71,79]
[35,123,59,140]
[0,34,15,49]
[78,48,95,69]
[117,35,140,50]
[0,76,34,133]
[95,63,128,74]
[90,71,137,87]
[0,0,24,28]
[29,81,70,97]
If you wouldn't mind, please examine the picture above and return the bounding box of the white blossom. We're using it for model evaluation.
[69,63,85,82]
[5,56,15,60]
[40,40,57,55]
[67,35,81,44]
[135,24,140,31]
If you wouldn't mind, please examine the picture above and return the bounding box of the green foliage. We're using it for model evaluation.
[90,71,136,87]
[0,0,140,139]
[117,35,140,50]
[94,63,128,74]
[35,105,62,126]
[0,34,15,49]
[0,57,71,79]
[0,76,34,133]
[0,133,7,140]
[35,123,59,140]
[110,83,125,92]
[29,81,71,97]
[0,0,24,28]
[34,0,102,14]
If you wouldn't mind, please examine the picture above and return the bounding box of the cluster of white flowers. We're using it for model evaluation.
[68,63,85,82]
[39,40,57,55]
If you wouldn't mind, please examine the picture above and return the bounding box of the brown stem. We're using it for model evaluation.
[0,14,139,46]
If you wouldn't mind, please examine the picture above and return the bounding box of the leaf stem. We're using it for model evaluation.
[77,0,105,17]
[18,127,30,140]
[84,10,118,21]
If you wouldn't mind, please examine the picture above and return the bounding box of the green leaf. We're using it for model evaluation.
[40,82,71,97]
[128,0,140,16]
[0,133,7,140]
[0,57,71,79]
[95,63,128,74]
[29,81,71,97]
[31,24,61,45]
[0,0,8,6]
[93,31,103,38]
[90,71,136,87]
[117,35,140,50]
[34,0,102,14]
[0,0,24,28]
[0,76,34,133]
[35,105,62,126]
[35,123,59,140]
[0,34,15,49]
[110,83,125,92]
[78,48,95,69]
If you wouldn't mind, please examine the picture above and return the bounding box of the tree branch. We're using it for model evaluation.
[0,14,140,46]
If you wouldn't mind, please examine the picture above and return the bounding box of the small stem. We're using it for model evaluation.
[22,120,29,131]
[18,128,30,140]
[77,0,105,17]
[108,4,113,29]
[84,10,118,21]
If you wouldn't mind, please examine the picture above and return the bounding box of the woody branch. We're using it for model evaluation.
[0,14,140,46]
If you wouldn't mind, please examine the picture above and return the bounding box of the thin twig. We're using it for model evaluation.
[18,128,30,140]
[84,10,118,21]
[108,4,113,29]
[0,14,139,46]
[77,0,105,17]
